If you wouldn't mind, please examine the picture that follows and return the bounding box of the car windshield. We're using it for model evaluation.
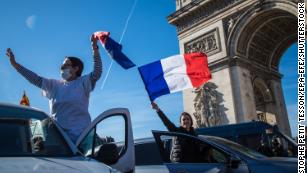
[202,135,267,159]
[0,117,73,157]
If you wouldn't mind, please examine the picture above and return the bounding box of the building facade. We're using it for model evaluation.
[168,0,303,136]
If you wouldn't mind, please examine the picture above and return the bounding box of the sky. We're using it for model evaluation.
[0,0,300,139]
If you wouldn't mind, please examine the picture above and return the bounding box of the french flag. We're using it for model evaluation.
[94,31,136,69]
[138,52,212,101]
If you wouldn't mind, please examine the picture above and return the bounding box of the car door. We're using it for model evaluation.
[152,131,249,173]
[134,139,170,173]
[76,108,135,173]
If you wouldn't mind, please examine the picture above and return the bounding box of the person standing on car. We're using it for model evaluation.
[151,102,198,163]
[5,34,102,143]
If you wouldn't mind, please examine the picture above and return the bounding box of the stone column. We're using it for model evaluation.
[269,79,292,136]
[229,64,257,122]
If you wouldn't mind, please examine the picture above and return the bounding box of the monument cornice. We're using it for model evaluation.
[208,57,230,73]
[207,55,283,81]
[167,0,252,34]
[230,56,283,80]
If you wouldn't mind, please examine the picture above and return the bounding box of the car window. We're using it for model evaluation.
[135,141,163,165]
[237,133,262,150]
[267,134,296,157]
[0,118,72,156]
[206,136,266,159]
[279,136,296,157]
[198,142,228,163]
[156,134,228,164]
[31,118,72,156]
[0,119,31,156]
[78,115,126,164]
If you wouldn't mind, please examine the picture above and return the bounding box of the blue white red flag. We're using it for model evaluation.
[94,31,136,69]
[138,52,211,101]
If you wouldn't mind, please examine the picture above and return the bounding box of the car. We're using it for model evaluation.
[0,103,298,173]
[196,121,298,157]
[134,137,168,173]
[0,103,135,173]
[134,131,297,173]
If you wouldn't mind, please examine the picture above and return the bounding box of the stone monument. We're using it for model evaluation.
[168,0,304,136]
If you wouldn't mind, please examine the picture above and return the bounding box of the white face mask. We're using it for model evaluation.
[61,68,72,80]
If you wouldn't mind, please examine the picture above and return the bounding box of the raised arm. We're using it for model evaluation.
[151,102,178,132]
[90,35,103,88]
[6,48,43,88]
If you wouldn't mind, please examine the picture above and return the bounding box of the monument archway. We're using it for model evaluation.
[168,0,303,136]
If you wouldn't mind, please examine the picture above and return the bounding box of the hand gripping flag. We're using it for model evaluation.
[138,52,212,101]
[20,91,30,106]
[94,31,136,69]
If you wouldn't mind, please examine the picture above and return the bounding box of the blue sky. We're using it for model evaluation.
[0,0,299,139]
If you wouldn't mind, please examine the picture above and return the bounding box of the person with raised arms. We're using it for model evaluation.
[5,34,102,143]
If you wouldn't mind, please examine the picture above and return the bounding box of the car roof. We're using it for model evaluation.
[196,121,274,133]
[134,137,155,145]
[133,134,226,145]
[0,102,49,120]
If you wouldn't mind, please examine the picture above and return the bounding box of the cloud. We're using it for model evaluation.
[26,15,37,29]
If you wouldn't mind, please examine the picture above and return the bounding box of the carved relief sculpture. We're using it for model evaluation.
[193,82,222,128]
[227,18,234,33]
[184,29,221,56]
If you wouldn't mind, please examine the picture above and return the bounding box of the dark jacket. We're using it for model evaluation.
[156,110,198,163]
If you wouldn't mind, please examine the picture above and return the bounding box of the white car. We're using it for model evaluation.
[0,103,135,173]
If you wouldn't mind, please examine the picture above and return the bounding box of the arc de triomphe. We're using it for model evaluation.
[168,0,302,136]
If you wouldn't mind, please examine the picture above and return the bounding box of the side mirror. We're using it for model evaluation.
[95,143,119,165]
[228,157,241,169]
